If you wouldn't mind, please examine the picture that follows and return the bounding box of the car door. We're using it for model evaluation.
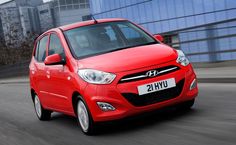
[44,33,72,112]
[33,35,52,108]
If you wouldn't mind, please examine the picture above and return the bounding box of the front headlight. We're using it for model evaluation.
[176,50,189,66]
[78,69,116,84]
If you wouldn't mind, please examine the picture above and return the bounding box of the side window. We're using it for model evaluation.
[48,34,65,58]
[36,36,48,62]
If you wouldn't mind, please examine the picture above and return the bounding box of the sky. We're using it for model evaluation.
[0,0,51,4]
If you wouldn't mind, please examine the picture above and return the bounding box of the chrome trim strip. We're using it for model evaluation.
[120,67,178,82]
[157,67,178,74]
[120,75,147,81]
[40,91,68,99]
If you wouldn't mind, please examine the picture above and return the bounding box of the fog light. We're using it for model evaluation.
[97,102,115,111]
[190,79,197,90]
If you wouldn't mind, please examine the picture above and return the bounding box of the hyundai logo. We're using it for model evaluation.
[146,70,159,77]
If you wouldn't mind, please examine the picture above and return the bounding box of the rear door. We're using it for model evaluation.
[33,35,51,107]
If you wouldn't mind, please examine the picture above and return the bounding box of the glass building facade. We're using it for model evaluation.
[89,0,236,62]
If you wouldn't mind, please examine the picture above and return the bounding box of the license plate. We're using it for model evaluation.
[137,78,176,95]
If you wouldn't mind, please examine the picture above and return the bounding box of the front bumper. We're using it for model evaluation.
[81,61,198,122]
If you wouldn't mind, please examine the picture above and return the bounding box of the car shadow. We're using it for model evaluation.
[95,107,199,136]
[50,105,200,136]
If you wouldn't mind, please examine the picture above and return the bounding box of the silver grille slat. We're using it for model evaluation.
[121,75,147,81]
[120,67,178,82]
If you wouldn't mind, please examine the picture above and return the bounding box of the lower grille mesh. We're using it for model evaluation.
[121,79,185,107]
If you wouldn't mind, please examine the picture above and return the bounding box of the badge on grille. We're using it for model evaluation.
[146,70,159,77]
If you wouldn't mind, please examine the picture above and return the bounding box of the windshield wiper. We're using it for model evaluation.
[78,41,158,59]
[105,41,158,53]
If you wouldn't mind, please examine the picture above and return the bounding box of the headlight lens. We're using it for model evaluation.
[176,50,189,66]
[78,69,116,84]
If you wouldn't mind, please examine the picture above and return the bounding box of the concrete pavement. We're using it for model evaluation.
[0,82,236,145]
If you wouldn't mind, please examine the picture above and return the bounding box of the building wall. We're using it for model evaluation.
[0,16,4,45]
[0,0,43,7]
[0,7,23,46]
[0,0,17,8]
[28,7,41,34]
[0,0,91,46]
[90,0,236,62]
[56,8,90,26]
[53,0,90,26]
[37,2,55,32]
[19,6,40,36]
[0,0,42,46]
[15,0,43,7]
[19,6,31,36]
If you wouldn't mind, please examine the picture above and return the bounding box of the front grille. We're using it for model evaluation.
[121,79,185,107]
[119,65,180,83]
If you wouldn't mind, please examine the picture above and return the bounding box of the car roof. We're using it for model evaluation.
[59,18,127,31]
[37,18,127,40]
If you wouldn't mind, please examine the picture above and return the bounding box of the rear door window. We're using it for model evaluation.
[35,36,49,62]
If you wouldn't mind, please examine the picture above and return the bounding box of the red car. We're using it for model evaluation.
[29,18,198,134]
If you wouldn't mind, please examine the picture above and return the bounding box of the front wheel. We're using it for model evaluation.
[77,99,96,135]
[34,95,51,121]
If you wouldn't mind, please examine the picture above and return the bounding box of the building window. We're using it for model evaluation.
[59,0,66,5]
[56,0,89,11]
[67,0,72,5]
[82,15,92,21]
[73,0,79,4]
[60,6,66,10]
[39,9,49,14]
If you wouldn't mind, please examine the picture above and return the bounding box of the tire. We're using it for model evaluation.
[178,99,195,110]
[76,98,96,135]
[34,95,51,121]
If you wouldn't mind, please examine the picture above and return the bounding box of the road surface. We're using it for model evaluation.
[0,82,235,145]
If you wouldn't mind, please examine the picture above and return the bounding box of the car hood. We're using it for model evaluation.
[77,44,177,73]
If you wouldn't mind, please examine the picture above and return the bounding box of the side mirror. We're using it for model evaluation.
[44,54,65,65]
[154,34,164,42]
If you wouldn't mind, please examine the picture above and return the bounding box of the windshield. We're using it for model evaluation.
[64,21,158,59]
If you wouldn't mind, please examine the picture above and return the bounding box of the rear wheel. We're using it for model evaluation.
[34,95,51,121]
[77,99,96,135]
